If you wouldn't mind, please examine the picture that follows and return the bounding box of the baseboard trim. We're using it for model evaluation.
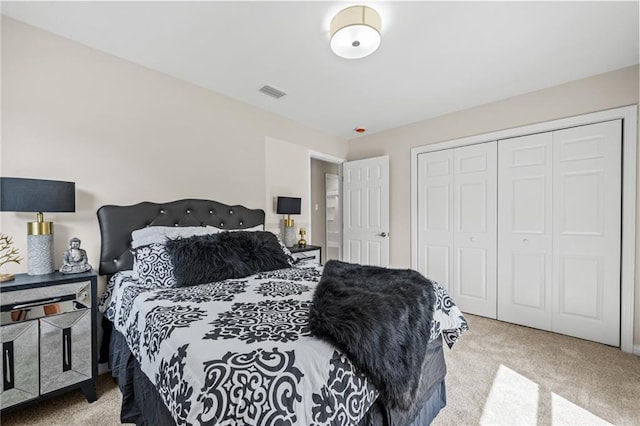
[633,345,640,356]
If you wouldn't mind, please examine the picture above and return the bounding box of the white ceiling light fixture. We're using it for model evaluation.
[330,5,382,59]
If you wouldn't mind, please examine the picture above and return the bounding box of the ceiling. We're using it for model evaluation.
[2,1,638,140]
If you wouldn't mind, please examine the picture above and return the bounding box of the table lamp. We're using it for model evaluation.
[276,196,301,247]
[0,177,76,275]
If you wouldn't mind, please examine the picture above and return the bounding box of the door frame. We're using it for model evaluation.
[309,150,345,259]
[410,105,638,354]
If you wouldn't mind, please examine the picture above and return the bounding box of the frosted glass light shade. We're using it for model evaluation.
[330,6,381,59]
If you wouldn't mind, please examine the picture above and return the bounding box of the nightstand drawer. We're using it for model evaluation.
[1,281,92,308]
[1,281,92,326]
[291,249,321,265]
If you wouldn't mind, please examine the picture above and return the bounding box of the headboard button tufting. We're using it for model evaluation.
[97,198,266,276]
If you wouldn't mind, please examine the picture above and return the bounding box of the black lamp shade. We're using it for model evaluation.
[0,177,76,213]
[276,196,301,215]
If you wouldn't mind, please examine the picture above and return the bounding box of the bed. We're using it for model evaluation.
[97,199,468,425]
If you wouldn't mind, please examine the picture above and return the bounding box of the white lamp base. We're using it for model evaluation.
[283,226,296,247]
[28,234,54,275]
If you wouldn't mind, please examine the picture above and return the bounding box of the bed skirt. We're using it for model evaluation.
[109,328,447,425]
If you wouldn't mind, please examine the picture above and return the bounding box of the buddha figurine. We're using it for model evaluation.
[60,237,92,274]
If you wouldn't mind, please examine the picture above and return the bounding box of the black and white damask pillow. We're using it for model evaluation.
[276,234,295,266]
[133,243,177,288]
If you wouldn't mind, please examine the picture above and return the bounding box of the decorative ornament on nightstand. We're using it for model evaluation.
[60,237,92,274]
[0,233,23,282]
[298,228,307,248]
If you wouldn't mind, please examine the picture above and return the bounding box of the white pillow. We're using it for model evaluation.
[131,226,221,249]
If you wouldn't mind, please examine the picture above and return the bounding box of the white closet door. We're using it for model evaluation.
[552,120,621,346]
[452,142,498,318]
[417,149,454,291]
[497,132,553,329]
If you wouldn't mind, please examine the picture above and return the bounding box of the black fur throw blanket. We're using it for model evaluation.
[308,260,436,411]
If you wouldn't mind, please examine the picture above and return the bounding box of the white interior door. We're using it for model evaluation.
[498,132,553,330]
[417,149,454,291]
[452,142,498,318]
[342,156,389,266]
[551,120,621,346]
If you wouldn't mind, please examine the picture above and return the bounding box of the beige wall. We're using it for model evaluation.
[347,65,640,346]
[0,17,347,283]
[265,137,310,238]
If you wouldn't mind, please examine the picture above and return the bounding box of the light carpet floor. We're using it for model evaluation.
[2,314,639,425]
[433,315,640,426]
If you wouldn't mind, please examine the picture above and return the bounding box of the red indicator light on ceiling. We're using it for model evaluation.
[354,127,366,133]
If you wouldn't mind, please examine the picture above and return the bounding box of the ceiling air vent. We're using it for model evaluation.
[259,85,286,99]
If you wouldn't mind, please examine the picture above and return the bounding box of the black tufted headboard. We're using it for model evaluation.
[97,199,265,276]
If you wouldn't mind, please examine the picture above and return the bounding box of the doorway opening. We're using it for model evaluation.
[310,156,341,264]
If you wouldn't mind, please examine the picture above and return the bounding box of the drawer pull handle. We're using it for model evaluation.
[3,342,14,390]
[5,349,10,382]
[12,297,62,310]
[62,328,72,372]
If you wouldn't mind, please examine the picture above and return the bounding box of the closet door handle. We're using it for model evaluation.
[523,238,529,245]
[376,232,387,237]
[470,236,476,242]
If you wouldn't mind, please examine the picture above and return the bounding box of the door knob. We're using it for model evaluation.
[377,232,387,237]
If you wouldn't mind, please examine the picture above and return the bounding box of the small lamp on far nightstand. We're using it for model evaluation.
[276,196,301,247]
[0,177,76,275]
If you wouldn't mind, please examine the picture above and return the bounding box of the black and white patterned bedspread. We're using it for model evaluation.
[100,266,468,425]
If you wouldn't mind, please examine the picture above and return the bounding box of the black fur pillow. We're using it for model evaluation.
[166,231,291,287]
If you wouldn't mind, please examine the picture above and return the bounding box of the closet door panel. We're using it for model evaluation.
[552,120,621,346]
[497,133,553,329]
[417,150,454,291]
[452,142,497,318]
